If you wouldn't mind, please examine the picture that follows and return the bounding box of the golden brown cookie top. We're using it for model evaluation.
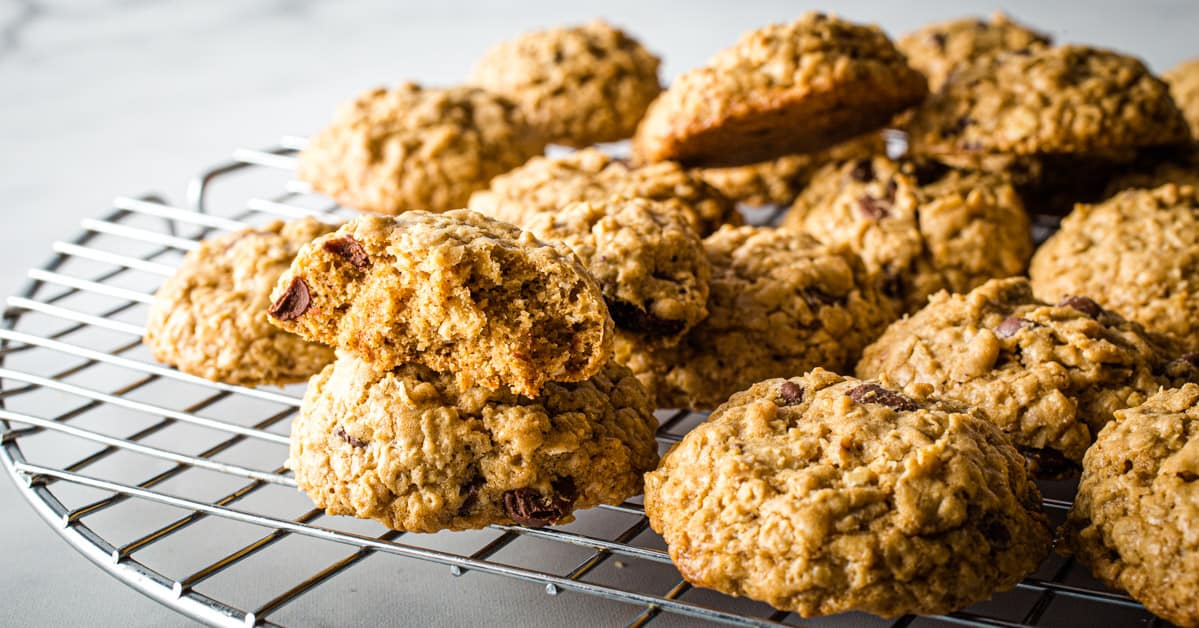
[144,218,337,386]
[1059,383,1199,628]
[907,45,1191,161]
[1030,183,1199,351]
[856,277,1186,476]
[467,147,740,235]
[632,12,926,167]
[644,368,1050,618]
[618,225,897,410]
[782,157,1031,312]
[524,197,710,347]
[898,12,1051,91]
[291,354,659,532]
[298,83,545,215]
[469,20,661,147]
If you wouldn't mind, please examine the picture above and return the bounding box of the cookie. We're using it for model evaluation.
[617,226,896,410]
[897,12,1051,92]
[1166,57,1199,137]
[297,83,546,215]
[144,218,337,386]
[906,46,1190,164]
[856,277,1184,477]
[1059,384,1199,628]
[696,131,884,207]
[1030,184,1199,352]
[644,369,1051,618]
[291,354,659,532]
[467,147,740,236]
[267,211,612,398]
[781,157,1032,312]
[632,13,927,167]
[523,197,709,347]
[469,20,661,147]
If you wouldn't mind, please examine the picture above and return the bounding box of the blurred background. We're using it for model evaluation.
[0,0,1195,624]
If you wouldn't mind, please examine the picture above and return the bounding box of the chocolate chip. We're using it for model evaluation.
[847,383,917,411]
[978,514,1011,550]
[322,236,370,269]
[268,277,311,321]
[1058,295,1104,319]
[801,288,841,309]
[779,381,804,406]
[994,317,1032,339]
[333,426,366,448]
[502,483,575,527]
[930,32,947,50]
[849,159,874,182]
[458,473,484,516]
[856,196,890,219]
[606,297,686,337]
[1018,446,1080,478]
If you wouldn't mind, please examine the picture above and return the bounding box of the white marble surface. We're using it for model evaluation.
[0,1,1196,625]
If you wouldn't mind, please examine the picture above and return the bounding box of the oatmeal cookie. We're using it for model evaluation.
[467,147,739,235]
[633,13,926,167]
[644,369,1051,618]
[856,277,1185,477]
[781,157,1032,312]
[1030,184,1199,352]
[291,354,658,532]
[618,226,896,410]
[267,211,612,397]
[524,197,709,347]
[144,218,337,386]
[906,46,1190,164]
[469,20,661,147]
[1059,383,1199,628]
[898,12,1051,91]
[297,83,546,215]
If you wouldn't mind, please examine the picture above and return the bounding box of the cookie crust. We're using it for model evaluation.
[644,369,1051,618]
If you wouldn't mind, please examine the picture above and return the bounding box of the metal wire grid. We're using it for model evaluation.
[0,138,1168,628]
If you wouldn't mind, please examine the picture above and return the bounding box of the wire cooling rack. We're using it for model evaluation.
[0,137,1170,627]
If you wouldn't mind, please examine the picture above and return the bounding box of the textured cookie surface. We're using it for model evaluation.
[1030,184,1199,352]
[144,218,337,386]
[644,369,1051,618]
[524,198,710,347]
[782,157,1032,312]
[470,20,661,147]
[618,226,896,410]
[1059,384,1199,628]
[292,354,659,532]
[468,147,739,235]
[297,83,545,215]
[1167,57,1199,137]
[907,46,1190,161]
[633,13,926,167]
[856,277,1184,476]
[897,12,1050,91]
[267,211,612,398]
[696,131,884,207]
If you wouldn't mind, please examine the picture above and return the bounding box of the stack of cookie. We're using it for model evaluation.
[265,211,660,532]
[139,8,1199,625]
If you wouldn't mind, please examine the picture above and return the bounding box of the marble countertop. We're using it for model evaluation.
[1,1,1195,625]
